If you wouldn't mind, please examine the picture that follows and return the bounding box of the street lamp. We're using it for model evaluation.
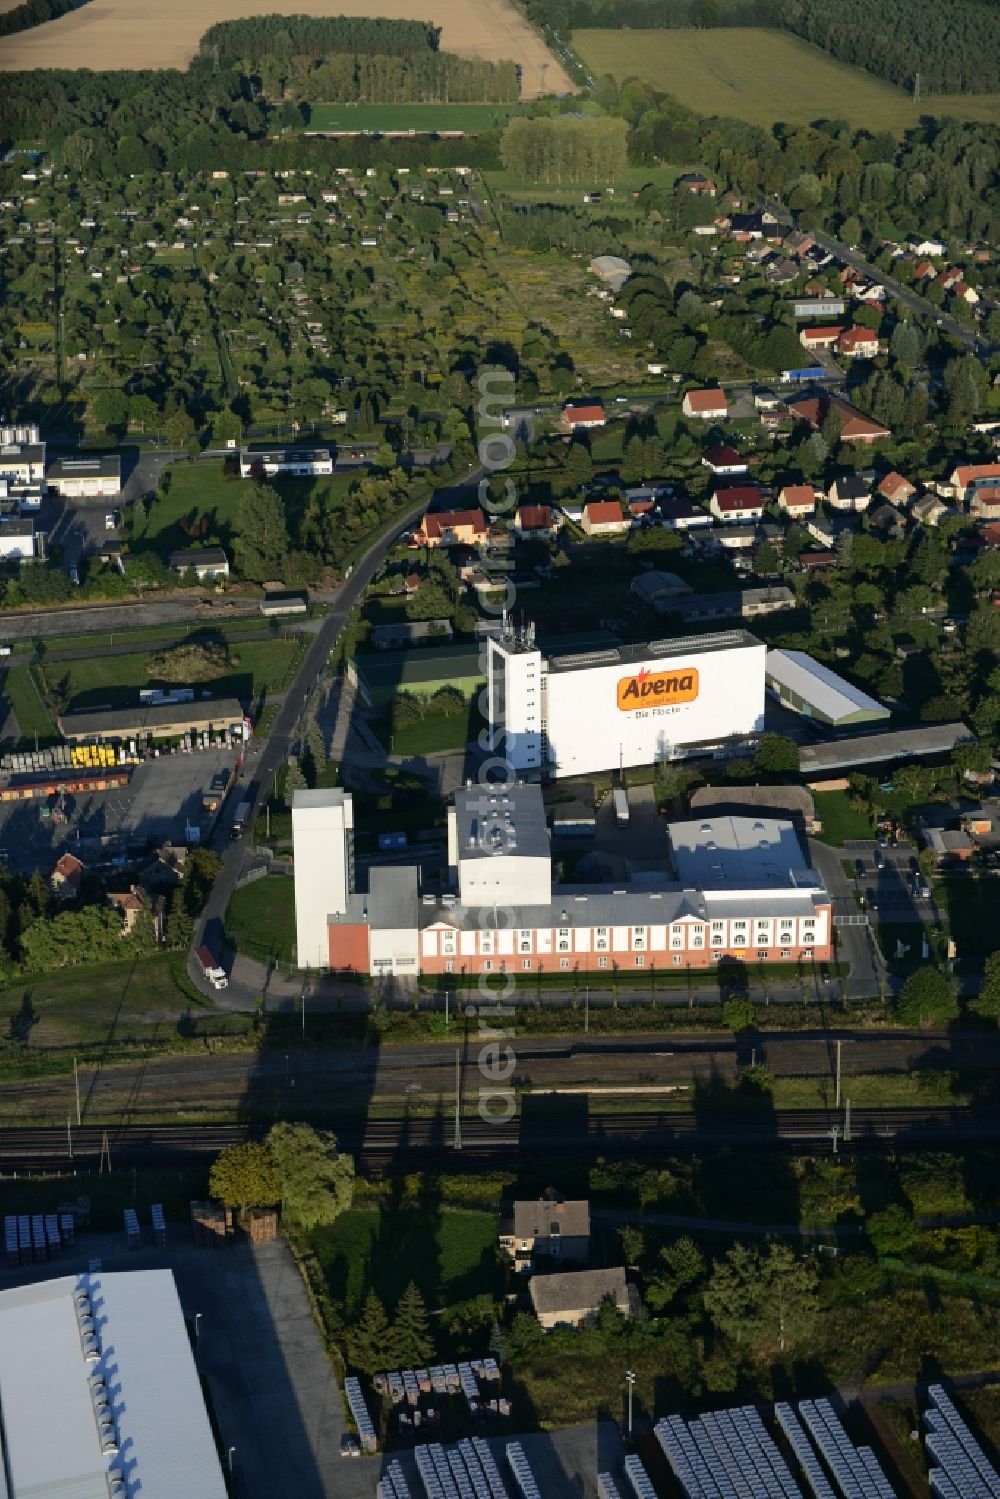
[625,1370,636,1436]
[194,1312,203,1341]
[227,1446,236,1476]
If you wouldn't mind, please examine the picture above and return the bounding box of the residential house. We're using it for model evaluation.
[938,267,963,292]
[581,500,628,536]
[49,852,83,902]
[778,484,816,517]
[561,401,606,432]
[970,487,1000,520]
[499,1193,591,1273]
[791,297,846,319]
[677,173,716,196]
[800,550,837,572]
[658,496,713,531]
[827,475,871,513]
[799,325,844,351]
[514,504,557,537]
[169,546,230,581]
[701,443,748,476]
[108,887,145,934]
[765,258,799,286]
[670,585,795,625]
[709,485,764,523]
[715,525,759,552]
[910,493,955,527]
[836,326,880,360]
[528,1267,631,1330]
[589,255,631,293]
[912,259,936,281]
[784,229,816,259]
[682,388,728,420]
[910,237,947,257]
[878,472,916,507]
[867,502,907,538]
[417,508,488,548]
[786,393,890,444]
[949,464,1000,507]
[627,496,656,521]
[952,280,979,305]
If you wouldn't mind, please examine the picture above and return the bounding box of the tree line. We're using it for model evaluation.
[499,115,628,184]
[283,52,519,106]
[530,0,1000,93]
[0,0,89,41]
[199,15,440,67]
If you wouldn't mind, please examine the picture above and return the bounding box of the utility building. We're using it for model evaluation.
[765,648,890,729]
[292,788,354,969]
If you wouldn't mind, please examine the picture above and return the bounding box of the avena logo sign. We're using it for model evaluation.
[617,665,699,711]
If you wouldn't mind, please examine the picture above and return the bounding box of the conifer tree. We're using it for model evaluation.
[394,1281,434,1368]
[346,1291,397,1375]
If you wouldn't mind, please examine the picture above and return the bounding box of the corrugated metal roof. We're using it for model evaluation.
[766,648,888,721]
[0,1270,227,1499]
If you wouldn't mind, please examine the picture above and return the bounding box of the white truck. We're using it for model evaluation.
[195,945,228,989]
[613,787,629,825]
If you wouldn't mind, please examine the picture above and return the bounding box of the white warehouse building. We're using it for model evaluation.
[486,625,767,778]
[292,787,354,968]
[239,447,333,478]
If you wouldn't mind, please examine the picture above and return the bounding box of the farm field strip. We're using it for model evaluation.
[572,27,1000,130]
[0,0,573,95]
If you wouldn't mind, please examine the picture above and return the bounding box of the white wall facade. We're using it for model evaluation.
[542,639,766,778]
[487,639,544,771]
[292,790,352,968]
[459,852,551,908]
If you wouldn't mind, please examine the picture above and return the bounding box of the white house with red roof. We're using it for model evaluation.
[581,499,628,536]
[515,504,558,536]
[709,485,764,523]
[800,325,844,350]
[777,484,816,516]
[878,472,916,507]
[949,463,1000,506]
[417,508,488,548]
[682,388,728,420]
[561,401,606,432]
[837,327,880,359]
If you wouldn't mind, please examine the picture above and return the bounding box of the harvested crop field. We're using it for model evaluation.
[573,26,1000,129]
[0,0,573,94]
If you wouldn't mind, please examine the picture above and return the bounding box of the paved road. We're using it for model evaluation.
[190,492,435,974]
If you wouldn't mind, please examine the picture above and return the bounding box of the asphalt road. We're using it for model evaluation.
[191,490,437,967]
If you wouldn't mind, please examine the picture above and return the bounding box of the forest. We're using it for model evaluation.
[199,15,440,66]
[0,0,88,41]
[529,0,1000,94]
[499,115,628,184]
[264,52,519,107]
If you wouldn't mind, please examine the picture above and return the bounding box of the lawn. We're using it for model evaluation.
[38,635,304,712]
[307,103,518,133]
[130,459,354,557]
[2,663,58,743]
[225,874,297,965]
[0,952,219,1056]
[310,1204,500,1323]
[572,28,1000,131]
[813,790,874,846]
[376,697,483,757]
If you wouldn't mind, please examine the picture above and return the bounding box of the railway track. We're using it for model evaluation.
[2,1106,1000,1170]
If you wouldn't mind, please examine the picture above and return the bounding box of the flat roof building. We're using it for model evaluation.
[46,453,121,498]
[799,722,974,774]
[239,447,332,478]
[58,698,246,743]
[0,1269,228,1499]
[765,648,890,729]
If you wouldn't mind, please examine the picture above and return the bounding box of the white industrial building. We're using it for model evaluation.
[293,786,833,975]
[486,624,766,778]
[46,453,122,498]
[0,1269,228,1499]
[765,648,890,729]
[292,787,355,968]
[0,421,46,510]
[239,447,333,478]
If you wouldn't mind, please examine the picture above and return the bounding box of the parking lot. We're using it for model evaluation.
[0,747,240,873]
[843,837,940,926]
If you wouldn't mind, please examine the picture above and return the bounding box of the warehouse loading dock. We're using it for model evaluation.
[57,698,247,745]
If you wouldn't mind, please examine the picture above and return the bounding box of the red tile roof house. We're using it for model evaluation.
[50,852,83,902]
[912,259,937,281]
[677,172,717,196]
[938,266,963,291]
[581,499,629,536]
[561,401,606,432]
[837,326,880,359]
[108,887,145,935]
[682,388,728,420]
[417,508,488,548]
[709,485,764,523]
[627,496,656,519]
[949,463,1000,505]
[878,472,916,506]
[515,504,557,535]
[799,325,845,350]
[777,484,816,516]
[786,393,890,445]
[701,442,748,476]
[800,550,837,571]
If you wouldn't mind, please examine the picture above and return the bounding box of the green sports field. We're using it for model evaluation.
[306,103,518,134]
[573,27,1000,130]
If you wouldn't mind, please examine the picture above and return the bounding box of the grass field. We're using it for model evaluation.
[813,790,874,846]
[310,1204,500,1322]
[38,634,304,712]
[2,663,58,743]
[308,102,517,133]
[572,27,1000,130]
[225,874,297,965]
[0,0,572,94]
